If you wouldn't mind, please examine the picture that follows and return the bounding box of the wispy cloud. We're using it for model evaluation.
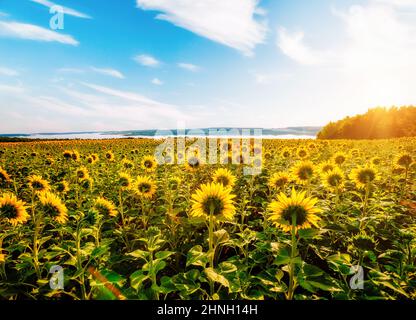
[133,54,160,67]
[0,67,19,76]
[136,0,267,56]
[30,0,92,19]
[178,62,200,72]
[57,68,85,74]
[0,20,79,45]
[0,84,24,93]
[0,11,9,17]
[91,67,125,79]
[151,78,163,85]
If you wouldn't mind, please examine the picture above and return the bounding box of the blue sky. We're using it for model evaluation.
[0,0,415,133]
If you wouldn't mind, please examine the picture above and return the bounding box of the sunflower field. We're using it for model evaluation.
[0,137,415,300]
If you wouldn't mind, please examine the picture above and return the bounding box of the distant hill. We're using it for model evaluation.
[317,106,416,140]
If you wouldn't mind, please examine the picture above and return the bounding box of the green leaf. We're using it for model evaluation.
[155,251,174,260]
[128,249,150,261]
[298,228,320,239]
[130,271,149,290]
[186,245,208,267]
[204,267,230,288]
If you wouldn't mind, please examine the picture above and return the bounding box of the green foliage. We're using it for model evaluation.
[317,106,416,139]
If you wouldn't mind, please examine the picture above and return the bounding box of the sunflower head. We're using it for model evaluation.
[28,175,51,193]
[122,159,134,169]
[135,176,157,199]
[281,148,291,159]
[76,167,89,180]
[352,234,376,251]
[291,161,315,185]
[63,150,73,160]
[322,167,344,191]
[318,161,335,175]
[350,165,378,189]
[80,177,94,190]
[118,172,132,188]
[332,152,347,165]
[55,180,70,193]
[186,156,202,171]
[71,150,80,162]
[94,197,118,217]
[371,157,381,166]
[105,151,115,161]
[38,192,68,224]
[268,188,322,233]
[212,168,236,188]
[297,148,309,159]
[0,194,29,226]
[190,182,236,222]
[268,172,290,190]
[141,156,157,172]
[0,167,11,185]
[396,153,413,168]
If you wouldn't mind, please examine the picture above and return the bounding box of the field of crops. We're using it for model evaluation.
[0,137,415,300]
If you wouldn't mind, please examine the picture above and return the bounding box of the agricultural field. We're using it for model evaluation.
[0,137,415,300]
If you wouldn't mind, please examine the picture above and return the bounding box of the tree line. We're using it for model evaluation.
[317,106,416,139]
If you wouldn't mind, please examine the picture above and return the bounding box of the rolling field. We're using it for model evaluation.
[0,137,415,300]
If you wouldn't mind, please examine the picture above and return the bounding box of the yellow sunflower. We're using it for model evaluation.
[28,175,51,193]
[71,150,80,162]
[268,172,291,190]
[268,188,322,233]
[135,176,157,199]
[212,168,236,188]
[76,167,89,180]
[0,167,11,185]
[122,159,134,169]
[185,156,202,171]
[0,193,30,226]
[297,148,309,159]
[350,165,379,189]
[118,172,132,189]
[291,161,315,185]
[332,152,348,166]
[395,153,413,168]
[0,250,5,263]
[318,161,336,175]
[141,156,157,172]
[55,180,70,193]
[190,182,236,222]
[105,151,115,162]
[63,150,73,160]
[322,167,344,191]
[281,148,291,159]
[94,197,118,217]
[38,192,68,224]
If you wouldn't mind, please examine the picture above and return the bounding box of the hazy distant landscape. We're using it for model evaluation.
[0,126,321,140]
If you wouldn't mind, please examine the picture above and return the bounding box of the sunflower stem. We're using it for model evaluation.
[287,214,297,300]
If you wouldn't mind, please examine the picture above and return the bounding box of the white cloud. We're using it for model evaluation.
[151,78,163,85]
[277,27,329,66]
[178,62,200,72]
[136,0,267,56]
[57,68,85,74]
[133,54,160,67]
[30,0,92,19]
[0,20,79,45]
[0,84,24,93]
[0,67,19,76]
[371,0,416,7]
[91,67,125,79]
